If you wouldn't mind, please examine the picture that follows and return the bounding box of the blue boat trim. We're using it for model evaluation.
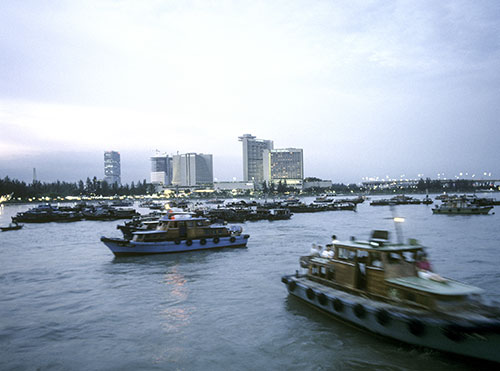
[101,234,250,256]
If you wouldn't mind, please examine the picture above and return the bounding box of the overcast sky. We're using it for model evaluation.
[1,0,499,184]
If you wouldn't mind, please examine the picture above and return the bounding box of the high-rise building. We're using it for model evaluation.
[104,151,121,186]
[150,153,173,185]
[263,148,304,187]
[239,134,273,184]
[172,153,213,187]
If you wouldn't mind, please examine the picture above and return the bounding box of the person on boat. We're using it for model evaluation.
[320,245,334,259]
[416,252,447,282]
[310,243,322,256]
[416,253,432,272]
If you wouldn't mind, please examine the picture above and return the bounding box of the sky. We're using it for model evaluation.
[1,0,499,184]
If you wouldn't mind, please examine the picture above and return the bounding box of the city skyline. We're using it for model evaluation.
[1,1,500,184]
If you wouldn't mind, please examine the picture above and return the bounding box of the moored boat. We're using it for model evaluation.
[432,200,493,215]
[101,214,250,256]
[281,230,500,363]
[12,204,83,223]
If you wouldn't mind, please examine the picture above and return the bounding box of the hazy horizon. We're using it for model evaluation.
[1,1,499,184]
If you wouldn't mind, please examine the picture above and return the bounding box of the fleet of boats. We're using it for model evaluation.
[282,229,500,363]
[3,192,500,362]
[11,203,139,223]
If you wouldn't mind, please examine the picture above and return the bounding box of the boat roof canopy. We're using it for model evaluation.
[386,276,484,296]
[334,240,424,253]
[159,215,206,222]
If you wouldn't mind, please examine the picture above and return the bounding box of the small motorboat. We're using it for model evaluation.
[1,222,23,231]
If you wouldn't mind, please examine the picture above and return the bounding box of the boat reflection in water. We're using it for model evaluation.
[282,225,500,363]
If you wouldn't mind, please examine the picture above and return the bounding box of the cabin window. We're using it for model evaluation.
[357,250,369,263]
[402,251,415,263]
[311,265,319,275]
[170,222,177,228]
[387,253,402,264]
[347,250,356,260]
[369,252,383,267]
[319,266,326,278]
[338,248,355,260]
[187,221,194,227]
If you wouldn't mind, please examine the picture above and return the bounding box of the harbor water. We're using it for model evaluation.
[1,196,499,370]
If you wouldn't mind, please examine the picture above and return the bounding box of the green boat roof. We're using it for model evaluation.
[386,276,484,296]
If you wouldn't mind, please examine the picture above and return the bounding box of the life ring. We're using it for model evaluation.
[333,298,344,312]
[200,238,206,245]
[353,303,366,318]
[306,288,315,300]
[230,236,236,243]
[213,237,220,243]
[376,309,391,326]
[288,280,297,292]
[318,293,327,306]
[174,239,181,245]
[443,324,465,342]
[186,240,193,246]
[408,319,425,337]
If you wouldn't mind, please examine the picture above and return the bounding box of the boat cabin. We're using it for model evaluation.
[132,215,231,242]
[305,230,482,309]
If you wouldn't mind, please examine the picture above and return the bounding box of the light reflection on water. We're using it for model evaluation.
[0,197,499,370]
[160,268,192,334]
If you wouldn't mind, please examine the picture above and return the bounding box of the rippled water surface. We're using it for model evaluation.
[1,196,499,370]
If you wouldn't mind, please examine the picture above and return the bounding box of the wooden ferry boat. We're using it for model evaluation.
[101,213,249,256]
[432,200,493,215]
[281,230,500,363]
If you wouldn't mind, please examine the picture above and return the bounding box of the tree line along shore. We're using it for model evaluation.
[0,176,494,202]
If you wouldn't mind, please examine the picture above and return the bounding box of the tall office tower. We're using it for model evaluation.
[104,150,121,186]
[172,153,213,187]
[150,153,173,185]
[238,134,274,183]
[263,148,304,186]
